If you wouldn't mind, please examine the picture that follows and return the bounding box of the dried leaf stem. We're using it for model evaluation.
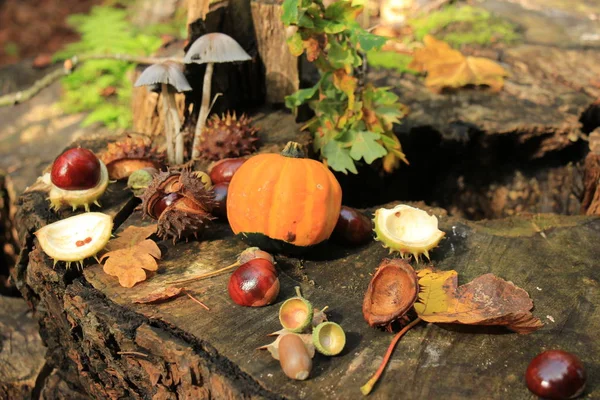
[0,54,183,107]
[184,290,210,311]
[169,261,239,285]
[361,317,422,396]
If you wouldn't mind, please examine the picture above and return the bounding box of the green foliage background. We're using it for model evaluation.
[53,5,185,129]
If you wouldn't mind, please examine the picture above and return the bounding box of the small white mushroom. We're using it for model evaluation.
[184,33,252,159]
[134,61,192,165]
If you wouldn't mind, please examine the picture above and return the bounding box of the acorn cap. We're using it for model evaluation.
[134,61,192,92]
[279,296,314,333]
[312,322,346,356]
[184,33,251,64]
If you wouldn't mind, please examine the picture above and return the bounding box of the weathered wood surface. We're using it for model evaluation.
[251,1,300,104]
[0,295,46,400]
[16,186,600,399]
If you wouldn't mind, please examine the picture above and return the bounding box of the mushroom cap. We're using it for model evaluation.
[184,32,252,64]
[134,61,192,92]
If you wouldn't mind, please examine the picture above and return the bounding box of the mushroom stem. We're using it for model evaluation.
[161,83,176,164]
[164,90,184,164]
[192,62,214,159]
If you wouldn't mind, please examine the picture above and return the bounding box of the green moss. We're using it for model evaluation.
[366,50,418,74]
[54,6,185,129]
[410,5,520,47]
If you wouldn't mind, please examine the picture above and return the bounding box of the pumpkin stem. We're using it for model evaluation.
[281,142,306,158]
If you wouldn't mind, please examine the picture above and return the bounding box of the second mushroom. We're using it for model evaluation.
[134,61,191,165]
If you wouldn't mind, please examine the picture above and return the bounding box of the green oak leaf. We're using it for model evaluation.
[322,140,358,174]
[349,131,387,164]
[282,0,300,25]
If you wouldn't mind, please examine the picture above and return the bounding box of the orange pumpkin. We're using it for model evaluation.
[227,142,342,251]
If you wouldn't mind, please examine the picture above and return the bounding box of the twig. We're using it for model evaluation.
[184,290,210,311]
[361,318,422,396]
[117,351,148,358]
[168,261,239,285]
[0,54,183,107]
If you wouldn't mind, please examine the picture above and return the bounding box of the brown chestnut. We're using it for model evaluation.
[279,334,312,380]
[208,157,246,184]
[51,147,101,190]
[212,182,229,218]
[238,247,274,265]
[332,206,373,245]
[526,350,586,400]
[151,192,183,219]
[228,258,279,307]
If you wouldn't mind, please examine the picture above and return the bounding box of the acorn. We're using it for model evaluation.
[197,112,259,161]
[278,334,312,381]
[279,286,314,333]
[46,147,109,211]
[373,204,445,261]
[99,134,164,180]
[141,169,216,241]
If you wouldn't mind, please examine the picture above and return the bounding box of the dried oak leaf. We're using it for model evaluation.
[100,239,161,288]
[414,268,543,334]
[133,287,183,304]
[103,224,157,253]
[408,35,508,93]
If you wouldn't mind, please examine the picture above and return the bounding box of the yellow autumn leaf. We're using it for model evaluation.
[408,35,508,92]
[413,268,456,315]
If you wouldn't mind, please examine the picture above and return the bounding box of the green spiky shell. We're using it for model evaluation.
[47,161,110,212]
[34,212,113,269]
[373,204,445,262]
[197,112,259,161]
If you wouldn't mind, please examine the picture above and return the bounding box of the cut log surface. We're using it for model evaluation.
[15,182,600,399]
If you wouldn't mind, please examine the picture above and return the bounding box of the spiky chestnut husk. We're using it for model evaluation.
[141,169,216,241]
[42,160,110,212]
[373,204,445,262]
[34,212,113,269]
[197,112,259,161]
[99,134,164,180]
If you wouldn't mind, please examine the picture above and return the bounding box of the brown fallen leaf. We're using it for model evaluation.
[408,35,508,92]
[133,287,183,304]
[103,224,157,253]
[257,331,315,360]
[414,268,543,334]
[101,239,161,288]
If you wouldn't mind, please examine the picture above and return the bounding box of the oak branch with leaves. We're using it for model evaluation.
[282,0,408,174]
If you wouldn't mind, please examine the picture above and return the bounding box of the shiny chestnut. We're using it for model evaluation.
[332,206,373,245]
[208,158,246,184]
[151,192,182,219]
[51,147,101,190]
[212,182,229,218]
[228,258,279,307]
[526,350,586,400]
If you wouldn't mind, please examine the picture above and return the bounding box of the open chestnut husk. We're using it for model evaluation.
[99,134,164,180]
[228,258,279,307]
[362,258,418,328]
[279,287,314,333]
[141,169,216,241]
